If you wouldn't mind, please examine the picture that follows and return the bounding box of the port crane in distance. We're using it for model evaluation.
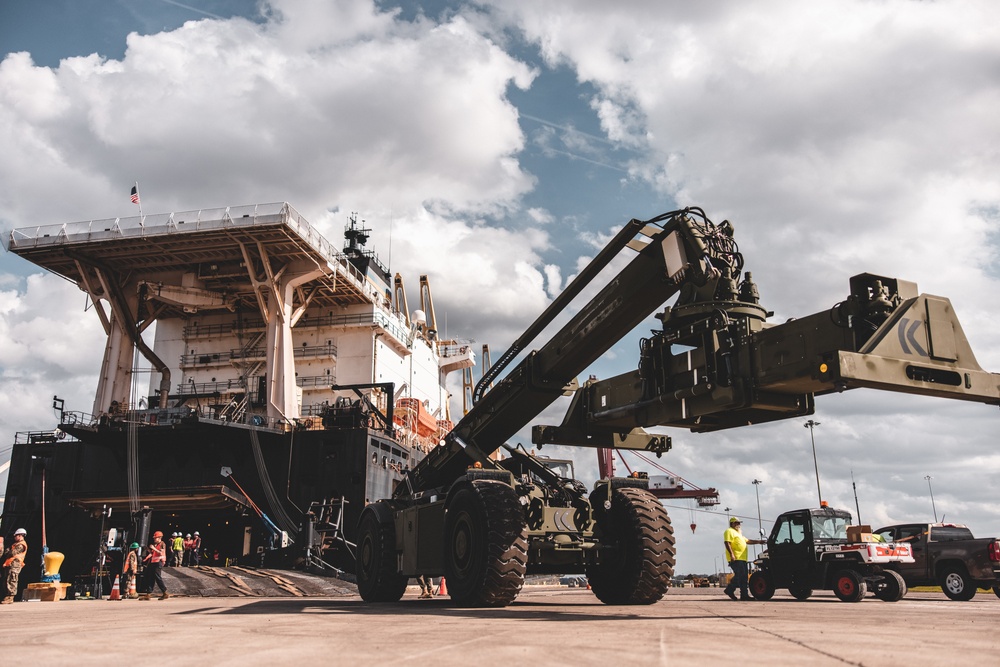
[355,206,1000,607]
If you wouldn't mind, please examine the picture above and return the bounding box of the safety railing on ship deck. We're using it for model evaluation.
[7,202,392,317]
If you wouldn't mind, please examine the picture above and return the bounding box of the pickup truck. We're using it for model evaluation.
[874,523,1000,601]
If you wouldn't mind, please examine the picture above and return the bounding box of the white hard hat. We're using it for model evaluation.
[14,528,26,536]
[194,531,200,536]
[186,533,192,538]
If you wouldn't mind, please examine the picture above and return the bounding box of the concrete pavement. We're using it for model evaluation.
[0,585,996,666]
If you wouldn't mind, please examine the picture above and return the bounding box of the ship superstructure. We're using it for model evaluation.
[3,202,474,581]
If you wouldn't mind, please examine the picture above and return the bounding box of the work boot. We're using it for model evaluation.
[139,594,151,601]
[725,589,737,601]
[159,592,170,600]
[1,596,13,604]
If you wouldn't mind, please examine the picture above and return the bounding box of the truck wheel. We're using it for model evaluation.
[833,569,867,602]
[788,584,812,601]
[750,571,775,600]
[940,566,976,601]
[586,487,675,605]
[356,503,408,602]
[873,570,906,602]
[443,480,528,607]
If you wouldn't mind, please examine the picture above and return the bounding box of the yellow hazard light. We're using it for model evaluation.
[819,363,828,373]
[472,461,483,469]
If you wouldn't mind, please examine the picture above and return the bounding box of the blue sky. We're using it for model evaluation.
[2,0,1000,575]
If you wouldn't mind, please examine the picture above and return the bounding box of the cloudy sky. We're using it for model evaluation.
[2,0,999,575]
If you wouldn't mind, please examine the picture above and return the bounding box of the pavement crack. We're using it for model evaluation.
[698,604,866,667]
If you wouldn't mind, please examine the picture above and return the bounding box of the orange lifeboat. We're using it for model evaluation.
[394,397,437,438]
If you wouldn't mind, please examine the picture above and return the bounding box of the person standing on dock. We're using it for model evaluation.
[171,532,184,567]
[723,517,764,601]
[1,528,28,604]
[141,531,169,600]
[191,532,202,567]
[122,542,140,599]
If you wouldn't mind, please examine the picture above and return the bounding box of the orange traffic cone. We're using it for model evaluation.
[109,575,121,601]
[437,577,447,597]
[127,576,138,599]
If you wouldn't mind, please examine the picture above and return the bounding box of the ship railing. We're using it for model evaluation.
[13,429,79,445]
[176,379,249,395]
[7,202,285,249]
[179,342,338,366]
[181,310,410,349]
[296,375,335,389]
[6,201,382,305]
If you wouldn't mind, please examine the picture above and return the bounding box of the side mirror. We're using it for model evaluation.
[759,529,767,538]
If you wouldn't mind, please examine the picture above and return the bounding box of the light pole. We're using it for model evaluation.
[925,475,938,522]
[752,479,763,558]
[804,419,822,505]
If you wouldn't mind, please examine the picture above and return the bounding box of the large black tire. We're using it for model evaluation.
[992,585,1000,599]
[940,566,976,601]
[788,584,812,601]
[586,487,675,605]
[873,570,906,602]
[833,569,867,602]
[443,480,528,607]
[749,571,775,600]
[356,503,408,602]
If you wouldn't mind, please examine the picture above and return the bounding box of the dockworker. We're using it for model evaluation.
[1,528,28,604]
[171,532,184,567]
[417,574,435,599]
[122,542,140,599]
[723,516,765,601]
[140,531,169,600]
[191,531,202,567]
[183,533,195,566]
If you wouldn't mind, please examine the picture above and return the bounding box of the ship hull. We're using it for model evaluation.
[2,416,415,588]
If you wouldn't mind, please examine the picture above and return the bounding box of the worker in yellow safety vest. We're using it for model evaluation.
[723,517,765,601]
[2,528,28,604]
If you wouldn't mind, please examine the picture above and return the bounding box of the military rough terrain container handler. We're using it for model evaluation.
[356,207,1000,607]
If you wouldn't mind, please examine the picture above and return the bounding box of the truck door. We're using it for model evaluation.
[892,524,927,580]
[768,512,813,587]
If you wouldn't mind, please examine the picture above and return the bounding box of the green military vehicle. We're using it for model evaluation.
[355,207,1000,607]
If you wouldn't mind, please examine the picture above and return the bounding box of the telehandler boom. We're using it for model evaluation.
[356,207,1000,607]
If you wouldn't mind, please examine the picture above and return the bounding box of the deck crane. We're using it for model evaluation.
[355,207,1000,608]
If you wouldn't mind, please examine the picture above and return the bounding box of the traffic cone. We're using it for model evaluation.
[109,575,121,601]
[437,577,447,597]
[127,577,137,599]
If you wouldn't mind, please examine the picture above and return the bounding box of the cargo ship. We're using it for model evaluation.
[2,202,476,584]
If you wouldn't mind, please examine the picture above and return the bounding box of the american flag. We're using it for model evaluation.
[130,185,140,204]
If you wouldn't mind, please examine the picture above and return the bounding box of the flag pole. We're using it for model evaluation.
[132,181,144,224]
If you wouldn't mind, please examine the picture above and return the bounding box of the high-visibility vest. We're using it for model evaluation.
[2,539,27,568]
[146,541,167,563]
[123,550,138,574]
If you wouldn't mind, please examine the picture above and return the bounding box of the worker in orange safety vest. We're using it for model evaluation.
[140,531,170,600]
[122,542,140,599]
[2,528,28,604]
